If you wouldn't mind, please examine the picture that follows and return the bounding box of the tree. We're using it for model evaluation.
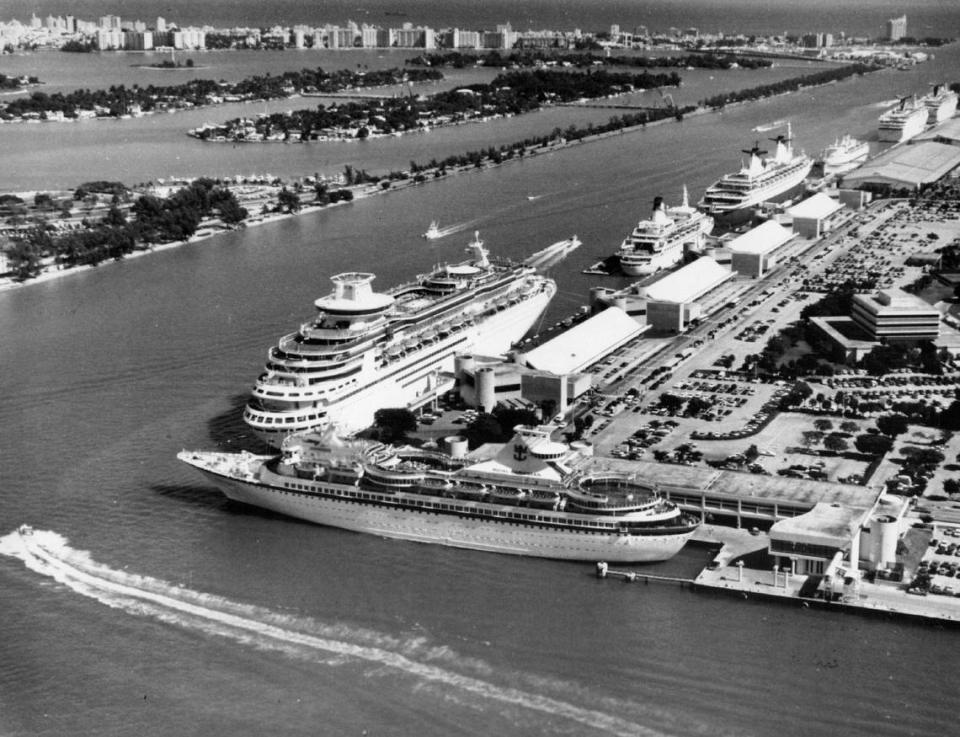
[813,419,834,432]
[276,187,301,213]
[801,430,824,448]
[686,396,712,416]
[840,421,860,434]
[659,394,684,414]
[464,413,505,448]
[944,478,960,495]
[876,413,910,437]
[943,400,960,431]
[493,406,540,434]
[824,434,849,454]
[372,408,417,443]
[855,433,893,456]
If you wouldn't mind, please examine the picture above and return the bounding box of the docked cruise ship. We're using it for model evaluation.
[243,233,557,447]
[819,135,870,175]
[921,84,959,125]
[179,425,700,562]
[617,187,715,276]
[698,125,813,218]
[877,96,928,143]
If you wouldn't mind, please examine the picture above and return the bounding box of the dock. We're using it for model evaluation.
[591,524,960,626]
[595,562,695,586]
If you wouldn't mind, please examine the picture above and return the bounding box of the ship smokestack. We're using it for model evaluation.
[652,196,664,213]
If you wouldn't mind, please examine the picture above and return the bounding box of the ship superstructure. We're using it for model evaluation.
[921,84,958,125]
[179,425,700,562]
[243,233,556,446]
[819,134,870,174]
[878,96,928,143]
[617,187,715,276]
[698,124,812,217]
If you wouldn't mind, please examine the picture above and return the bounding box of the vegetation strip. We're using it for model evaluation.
[0,66,441,121]
[191,68,684,143]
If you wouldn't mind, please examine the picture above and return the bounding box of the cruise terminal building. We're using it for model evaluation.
[642,257,737,332]
[726,220,795,278]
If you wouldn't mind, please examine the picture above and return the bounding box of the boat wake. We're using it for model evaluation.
[524,236,583,271]
[0,527,680,737]
[752,119,787,132]
[424,218,482,241]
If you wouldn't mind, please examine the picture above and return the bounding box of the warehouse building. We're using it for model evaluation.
[519,306,646,375]
[787,192,845,239]
[841,141,960,192]
[727,220,795,278]
[642,257,736,332]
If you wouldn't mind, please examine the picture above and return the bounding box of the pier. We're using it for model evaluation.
[595,561,695,586]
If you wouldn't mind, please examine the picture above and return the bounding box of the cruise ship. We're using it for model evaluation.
[819,135,870,175]
[921,84,959,125]
[617,187,715,276]
[877,96,928,143]
[243,233,557,447]
[179,425,700,562]
[698,125,813,218]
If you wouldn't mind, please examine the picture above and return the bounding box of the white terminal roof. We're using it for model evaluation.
[769,502,871,551]
[644,256,733,304]
[523,306,642,375]
[727,220,795,255]
[843,142,960,188]
[787,192,843,220]
[914,117,960,145]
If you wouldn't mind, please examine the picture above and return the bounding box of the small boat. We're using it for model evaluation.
[422,221,441,240]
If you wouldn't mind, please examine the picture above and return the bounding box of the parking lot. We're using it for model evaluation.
[912,526,960,598]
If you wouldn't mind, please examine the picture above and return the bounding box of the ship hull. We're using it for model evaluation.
[699,160,813,219]
[195,469,694,563]
[926,93,958,125]
[878,110,927,143]
[250,285,555,447]
[620,252,680,277]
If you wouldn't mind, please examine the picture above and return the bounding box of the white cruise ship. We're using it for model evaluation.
[617,187,714,276]
[243,233,557,446]
[819,134,870,175]
[878,96,928,143]
[698,125,813,218]
[921,84,958,125]
[179,425,700,562]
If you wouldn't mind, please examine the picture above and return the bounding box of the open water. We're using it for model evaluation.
[2,3,960,735]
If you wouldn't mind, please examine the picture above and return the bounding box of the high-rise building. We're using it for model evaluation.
[886,14,907,41]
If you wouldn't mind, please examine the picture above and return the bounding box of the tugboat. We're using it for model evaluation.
[422,221,441,239]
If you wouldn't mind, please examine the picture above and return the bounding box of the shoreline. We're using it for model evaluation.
[0,64,880,293]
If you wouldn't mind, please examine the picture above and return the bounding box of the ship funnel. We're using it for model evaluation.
[466,230,489,267]
[681,185,689,209]
[652,196,671,224]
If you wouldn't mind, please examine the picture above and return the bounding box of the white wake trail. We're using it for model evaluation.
[1,528,671,737]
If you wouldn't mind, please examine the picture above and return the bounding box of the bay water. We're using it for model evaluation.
[2,4,960,735]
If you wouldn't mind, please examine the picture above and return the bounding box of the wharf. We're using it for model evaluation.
[595,562,694,586]
[595,524,960,625]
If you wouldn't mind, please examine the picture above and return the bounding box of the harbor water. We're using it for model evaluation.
[3,4,960,735]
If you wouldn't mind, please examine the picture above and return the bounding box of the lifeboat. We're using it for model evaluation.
[489,487,527,505]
